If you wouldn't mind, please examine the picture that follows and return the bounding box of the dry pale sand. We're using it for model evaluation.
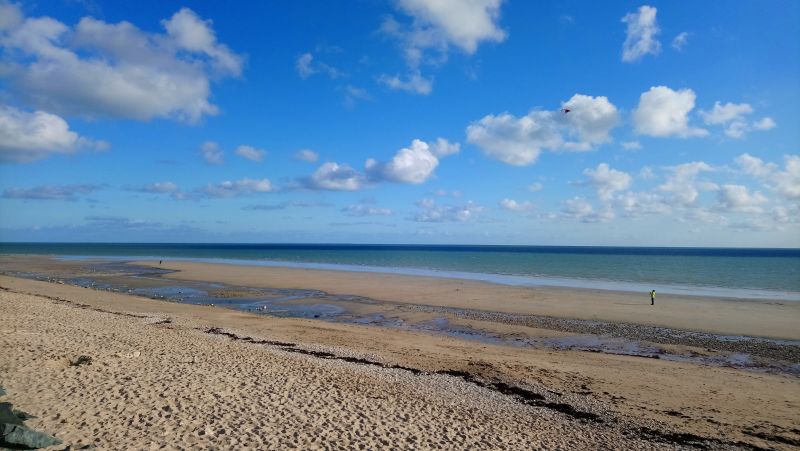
[149,260,800,340]
[1,274,799,450]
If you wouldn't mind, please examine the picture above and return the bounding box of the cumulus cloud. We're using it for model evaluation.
[378,71,433,95]
[380,0,505,94]
[752,117,776,131]
[714,184,767,213]
[367,138,458,184]
[0,4,243,123]
[671,32,690,51]
[235,145,266,162]
[657,161,714,206]
[621,5,661,62]
[467,94,619,166]
[412,197,483,222]
[616,191,669,217]
[582,163,632,202]
[498,198,533,212]
[2,183,103,200]
[200,141,224,165]
[528,182,543,192]
[297,138,457,190]
[633,86,708,138]
[560,197,613,223]
[736,153,800,200]
[301,162,367,191]
[430,138,461,157]
[699,101,776,139]
[367,139,439,184]
[385,0,505,63]
[294,149,319,163]
[197,178,273,198]
[0,105,108,162]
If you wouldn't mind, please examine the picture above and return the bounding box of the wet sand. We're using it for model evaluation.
[1,257,799,449]
[146,259,800,340]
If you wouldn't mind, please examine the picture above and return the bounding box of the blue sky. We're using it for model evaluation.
[0,0,798,246]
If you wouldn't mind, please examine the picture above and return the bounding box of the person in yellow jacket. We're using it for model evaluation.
[650,290,656,305]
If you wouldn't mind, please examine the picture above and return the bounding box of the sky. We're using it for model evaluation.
[0,0,798,247]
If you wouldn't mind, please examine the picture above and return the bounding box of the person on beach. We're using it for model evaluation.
[650,290,656,305]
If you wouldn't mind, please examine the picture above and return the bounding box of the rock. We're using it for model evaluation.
[0,423,62,449]
[132,351,141,358]
[69,355,92,366]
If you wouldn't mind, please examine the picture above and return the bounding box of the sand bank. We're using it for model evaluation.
[144,260,800,340]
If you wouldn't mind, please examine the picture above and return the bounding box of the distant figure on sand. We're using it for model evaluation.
[159,260,162,265]
[650,290,656,305]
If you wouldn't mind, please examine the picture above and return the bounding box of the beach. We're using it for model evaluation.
[1,256,799,449]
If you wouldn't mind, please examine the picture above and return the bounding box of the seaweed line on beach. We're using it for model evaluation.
[200,326,772,450]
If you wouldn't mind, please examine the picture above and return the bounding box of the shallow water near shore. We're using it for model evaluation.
[2,243,799,300]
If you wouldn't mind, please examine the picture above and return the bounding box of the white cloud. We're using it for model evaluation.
[430,137,460,156]
[367,139,439,184]
[200,141,224,165]
[199,178,273,198]
[621,5,661,62]
[0,5,242,123]
[413,198,483,222]
[366,138,458,184]
[616,191,669,217]
[296,53,315,78]
[380,0,505,95]
[303,162,367,191]
[752,117,776,131]
[699,101,752,124]
[671,32,690,51]
[295,52,341,79]
[715,184,767,213]
[528,182,543,192]
[342,201,393,217]
[582,163,632,202]
[294,149,319,163]
[499,198,533,212]
[378,71,433,95]
[633,86,708,138]
[137,182,179,193]
[622,140,642,150]
[560,197,613,223]
[343,85,373,107]
[0,105,107,163]
[698,102,776,139]
[2,183,102,200]
[387,0,506,61]
[736,153,800,200]
[161,8,242,76]
[235,145,266,162]
[467,94,619,165]
[658,161,714,205]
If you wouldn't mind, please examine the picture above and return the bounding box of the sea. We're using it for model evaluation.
[1,243,799,301]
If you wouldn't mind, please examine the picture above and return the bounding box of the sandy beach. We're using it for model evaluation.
[1,257,799,449]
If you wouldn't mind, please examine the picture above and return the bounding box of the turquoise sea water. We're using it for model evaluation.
[1,243,799,300]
